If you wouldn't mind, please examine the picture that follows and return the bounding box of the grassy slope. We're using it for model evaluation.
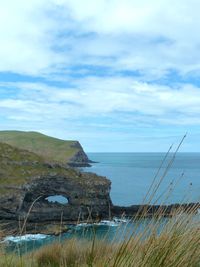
[0,142,63,194]
[0,142,68,196]
[0,131,82,164]
[0,142,104,195]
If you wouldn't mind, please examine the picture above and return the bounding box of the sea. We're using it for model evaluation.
[3,152,200,253]
[86,152,200,205]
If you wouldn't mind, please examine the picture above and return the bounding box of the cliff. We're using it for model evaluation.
[0,143,111,234]
[0,131,91,167]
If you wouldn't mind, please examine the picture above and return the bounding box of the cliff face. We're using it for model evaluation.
[0,131,91,167]
[0,143,111,227]
[68,141,92,167]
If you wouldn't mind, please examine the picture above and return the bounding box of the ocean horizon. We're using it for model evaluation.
[85,152,200,206]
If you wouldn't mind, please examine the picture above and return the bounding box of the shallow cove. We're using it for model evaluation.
[3,212,200,255]
[4,217,168,254]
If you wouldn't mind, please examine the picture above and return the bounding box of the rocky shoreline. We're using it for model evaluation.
[1,202,199,239]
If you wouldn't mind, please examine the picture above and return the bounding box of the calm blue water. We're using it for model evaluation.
[86,153,200,206]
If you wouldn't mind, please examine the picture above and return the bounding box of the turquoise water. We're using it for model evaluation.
[86,153,200,205]
[5,218,169,254]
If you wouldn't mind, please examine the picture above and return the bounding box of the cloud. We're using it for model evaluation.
[1,0,200,77]
[0,0,63,74]
[1,78,200,126]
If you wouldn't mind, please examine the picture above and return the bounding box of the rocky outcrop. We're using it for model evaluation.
[0,143,111,234]
[0,173,111,222]
[68,141,93,167]
[112,203,200,217]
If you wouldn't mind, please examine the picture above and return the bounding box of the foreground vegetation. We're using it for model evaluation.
[0,208,199,267]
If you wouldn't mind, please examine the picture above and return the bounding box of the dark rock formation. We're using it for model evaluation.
[68,141,93,167]
[112,203,200,218]
[0,143,111,235]
[22,172,111,222]
[0,173,111,222]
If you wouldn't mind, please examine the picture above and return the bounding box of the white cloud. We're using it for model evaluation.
[1,0,200,76]
[49,0,200,75]
[0,0,63,74]
[1,78,200,126]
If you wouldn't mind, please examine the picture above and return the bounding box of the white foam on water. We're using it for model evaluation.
[95,220,119,227]
[76,220,119,227]
[3,234,48,243]
[75,218,130,228]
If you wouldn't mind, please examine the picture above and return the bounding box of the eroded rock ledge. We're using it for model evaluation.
[112,203,200,217]
[0,172,111,222]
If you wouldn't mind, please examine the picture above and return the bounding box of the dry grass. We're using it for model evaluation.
[0,210,199,267]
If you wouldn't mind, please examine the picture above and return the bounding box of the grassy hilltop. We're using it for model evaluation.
[0,142,71,195]
[0,142,88,196]
[0,131,89,166]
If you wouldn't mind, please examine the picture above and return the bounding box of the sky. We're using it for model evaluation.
[1,0,200,152]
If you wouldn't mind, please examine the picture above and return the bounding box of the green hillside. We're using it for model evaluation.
[0,142,102,197]
[0,131,89,165]
[0,142,50,194]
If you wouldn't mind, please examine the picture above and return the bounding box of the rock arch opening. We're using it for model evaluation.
[45,195,69,205]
